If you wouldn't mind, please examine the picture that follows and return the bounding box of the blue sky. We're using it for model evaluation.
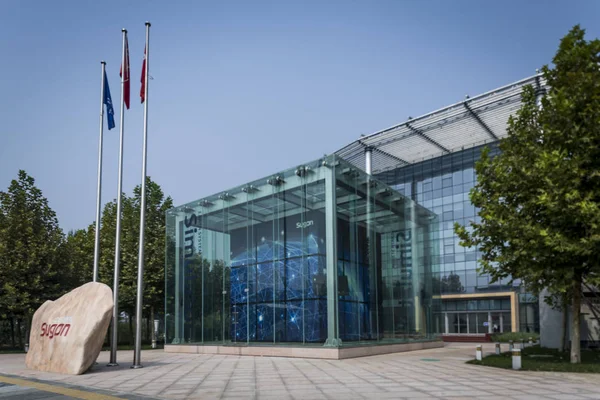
[0,0,598,231]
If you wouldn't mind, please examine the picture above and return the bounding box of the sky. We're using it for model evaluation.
[0,0,598,232]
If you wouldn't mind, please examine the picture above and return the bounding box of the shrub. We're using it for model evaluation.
[491,332,540,343]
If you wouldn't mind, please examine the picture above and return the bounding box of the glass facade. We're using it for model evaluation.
[376,146,509,294]
[375,144,514,295]
[165,155,440,346]
[375,144,538,334]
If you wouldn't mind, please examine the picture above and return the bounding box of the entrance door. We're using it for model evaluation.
[491,313,501,333]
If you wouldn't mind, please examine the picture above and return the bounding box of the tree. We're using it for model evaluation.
[141,179,173,327]
[0,171,68,331]
[0,171,172,347]
[97,177,172,344]
[126,177,173,341]
[64,226,95,288]
[98,199,118,287]
[455,26,600,363]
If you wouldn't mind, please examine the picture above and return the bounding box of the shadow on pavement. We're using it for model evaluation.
[86,360,168,374]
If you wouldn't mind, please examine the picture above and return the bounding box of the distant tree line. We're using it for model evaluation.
[0,170,172,349]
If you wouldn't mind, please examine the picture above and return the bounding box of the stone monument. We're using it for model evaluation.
[25,282,113,375]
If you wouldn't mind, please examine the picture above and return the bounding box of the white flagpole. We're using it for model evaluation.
[108,28,128,367]
[93,61,106,283]
[132,21,150,369]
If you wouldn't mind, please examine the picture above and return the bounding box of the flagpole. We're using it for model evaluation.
[132,21,150,369]
[93,61,106,283]
[108,28,128,367]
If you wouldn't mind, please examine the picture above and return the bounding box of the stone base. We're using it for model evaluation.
[165,340,443,359]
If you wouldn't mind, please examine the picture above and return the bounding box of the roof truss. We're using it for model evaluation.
[335,74,547,173]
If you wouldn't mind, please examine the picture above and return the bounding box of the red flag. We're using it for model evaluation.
[140,46,146,104]
[120,33,130,109]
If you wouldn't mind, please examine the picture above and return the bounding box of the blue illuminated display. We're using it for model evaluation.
[228,212,374,342]
[229,211,331,342]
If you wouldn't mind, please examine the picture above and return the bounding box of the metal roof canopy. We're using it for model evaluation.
[335,74,547,174]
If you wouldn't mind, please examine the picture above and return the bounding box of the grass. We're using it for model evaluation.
[468,345,600,373]
[491,332,540,343]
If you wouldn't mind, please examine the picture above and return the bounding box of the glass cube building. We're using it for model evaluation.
[165,155,440,346]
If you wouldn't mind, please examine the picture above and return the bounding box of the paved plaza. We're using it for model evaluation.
[1,343,599,399]
[0,374,153,400]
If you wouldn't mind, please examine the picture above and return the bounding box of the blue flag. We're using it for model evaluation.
[103,71,115,130]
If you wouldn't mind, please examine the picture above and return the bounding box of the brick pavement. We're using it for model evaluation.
[1,343,599,399]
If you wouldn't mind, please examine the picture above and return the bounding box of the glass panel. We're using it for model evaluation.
[468,313,477,334]
[519,301,539,333]
[490,299,502,310]
[334,156,439,343]
[477,313,489,334]
[477,274,489,289]
[458,314,468,334]
[166,159,328,345]
[337,165,370,341]
[465,270,477,292]
[491,313,501,333]
[449,313,458,334]
[165,212,176,344]
[467,300,477,311]
[502,312,512,333]
[432,313,444,335]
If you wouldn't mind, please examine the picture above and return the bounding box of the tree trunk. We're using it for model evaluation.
[24,315,31,351]
[10,317,15,348]
[560,295,568,352]
[17,319,23,348]
[570,277,582,363]
[129,314,134,346]
[151,306,155,348]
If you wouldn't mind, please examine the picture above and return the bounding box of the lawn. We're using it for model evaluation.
[467,345,600,373]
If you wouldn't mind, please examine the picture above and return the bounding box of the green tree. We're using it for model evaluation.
[64,225,95,288]
[455,26,600,363]
[0,171,68,331]
[98,199,117,286]
[97,178,172,344]
[130,178,173,340]
[96,198,134,343]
